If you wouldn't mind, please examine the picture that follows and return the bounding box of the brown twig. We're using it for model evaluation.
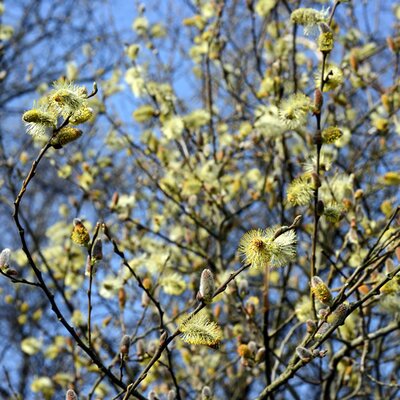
[12,123,146,400]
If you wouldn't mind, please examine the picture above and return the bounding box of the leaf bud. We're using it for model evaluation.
[318,308,329,319]
[167,390,176,400]
[148,391,157,400]
[354,189,364,200]
[136,339,145,359]
[141,291,150,307]
[85,255,92,277]
[110,191,119,209]
[0,248,11,269]
[255,347,266,363]
[386,36,400,53]
[92,238,103,261]
[199,268,215,304]
[317,200,325,217]
[248,341,257,354]
[238,279,249,296]
[118,287,126,309]
[296,346,313,362]
[142,277,152,290]
[315,321,331,339]
[245,301,256,317]
[160,330,168,346]
[119,335,131,358]
[147,340,158,356]
[306,319,317,333]
[313,89,323,114]
[201,386,212,400]
[213,303,222,319]
[66,390,78,400]
[6,268,18,276]
[349,51,358,72]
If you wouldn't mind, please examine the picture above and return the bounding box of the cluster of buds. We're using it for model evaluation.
[237,341,265,368]
[22,81,95,142]
[296,346,328,363]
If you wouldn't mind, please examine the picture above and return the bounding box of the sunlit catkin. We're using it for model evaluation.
[311,276,333,306]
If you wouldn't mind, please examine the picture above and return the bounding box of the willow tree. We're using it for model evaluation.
[1,0,400,399]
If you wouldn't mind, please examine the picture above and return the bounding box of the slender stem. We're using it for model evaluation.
[310,39,328,318]
[87,261,94,347]
[262,264,273,393]
[12,129,146,400]
[118,217,302,400]
[257,257,400,399]
[87,223,101,348]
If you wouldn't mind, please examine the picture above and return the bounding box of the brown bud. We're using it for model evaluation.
[118,287,126,309]
[296,346,313,362]
[306,319,317,333]
[246,301,256,317]
[349,52,358,72]
[199,268,215,304]
[136,339,145,359]
[314,89,323,114]
[213,303,222,319]
[142,277,152,290]
[110,192,119,209]
[317,200,325,216]
[202,386,212,400]
[167,390,177,400]
[381,93,392,113]
[160,330,168,345]
[92,238,103,260]
[66,389,78,400]
[119,335,131,358]
[255,347,266,363]
[141,291,150,307]
[386,36,400,53]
